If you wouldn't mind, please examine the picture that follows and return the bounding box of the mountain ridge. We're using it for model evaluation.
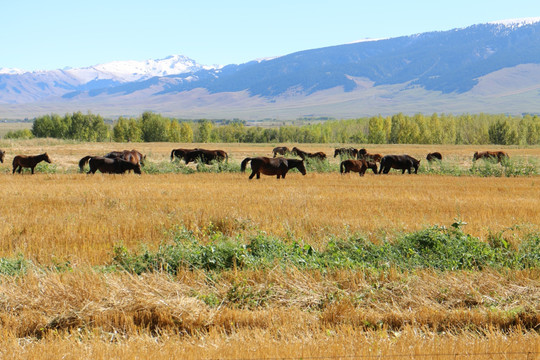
[2,18,540,119]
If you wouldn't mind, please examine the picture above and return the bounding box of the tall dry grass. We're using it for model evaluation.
[0,269,538,359]
[0,173,538,264]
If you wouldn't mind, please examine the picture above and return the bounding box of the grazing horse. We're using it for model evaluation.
[0,149,5,163]
[473,151,509,163]
[426,152,443,162]
[334,148,358,158]
[358,148,382,163]
[105,149,146,166]
[292,147,327,161]
[241,157,306,179]
[85,156,141,174]
[272,146,290,158]
[171,148,198,161]
[12,153,52,174]
[183,149,228,165]
[340,159,377,176]
[379,155,420,174]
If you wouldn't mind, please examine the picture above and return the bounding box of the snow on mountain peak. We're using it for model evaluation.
[488,17,540,28]
[62,54,212,83]
[0,67,25,75]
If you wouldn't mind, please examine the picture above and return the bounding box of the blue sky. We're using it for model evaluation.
[2,0,540,71]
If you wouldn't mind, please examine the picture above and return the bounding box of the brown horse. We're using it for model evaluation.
[473,151,509,163]
[426,152,443,161]
[85,156,141,174]
[183,149,228,164]
[292,147,326,161]
[171,148,198,161]
[105,149,146,166]
[241,157,306,179]
[379,155,420,174]
[0,149,5,163]
[358,148,382,162]
[272,146,290,157]
[340,159,378,176]
[12,153,52,174]
[334,148,358,158]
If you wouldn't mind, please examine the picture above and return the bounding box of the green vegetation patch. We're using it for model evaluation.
[111,224,540,275]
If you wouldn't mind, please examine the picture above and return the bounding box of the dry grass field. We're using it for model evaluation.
[0,140,539,358]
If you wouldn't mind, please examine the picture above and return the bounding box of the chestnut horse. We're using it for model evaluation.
[83,156,141,174]
[171,148,198,161]
[183,149,228,164]
[292,147,326,161]
[12,153,52,174]
[426,152,443,161]
[272,146,290,158]
[358,148,382,162]
[379,155,420,174]
[0,149,5,163]
[340,159,378,176]
[241,157,306,179]
[105,149,146,166]
[473,151,509,163]
[334,148,358,158]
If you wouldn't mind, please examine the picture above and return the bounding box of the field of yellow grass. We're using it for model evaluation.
[0,140,539,359]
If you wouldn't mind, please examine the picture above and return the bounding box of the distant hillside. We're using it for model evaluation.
[2,18,540,119]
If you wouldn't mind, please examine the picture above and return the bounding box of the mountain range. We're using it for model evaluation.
[2,18,540,120]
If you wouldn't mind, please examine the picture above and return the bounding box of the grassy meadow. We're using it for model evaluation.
[0,139,539,358]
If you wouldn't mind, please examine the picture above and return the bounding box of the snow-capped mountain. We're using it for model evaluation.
[63,55,213,83]
[3,18,540,118]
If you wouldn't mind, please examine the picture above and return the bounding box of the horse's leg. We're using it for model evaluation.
[31,166,35,174]
[256,172,260,179]
[17,166,22,174]
[12,165,16,174]
[249,171,256,179]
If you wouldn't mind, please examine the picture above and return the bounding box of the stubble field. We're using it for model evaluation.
[0,140,539,359]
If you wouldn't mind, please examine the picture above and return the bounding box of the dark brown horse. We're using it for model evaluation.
[0,149,5,163]
[272,146,290,157]
[241,157,306,179]
[171,148,198,161]
[105,149,146,166]
[340,159,377,176]
[473,151,509,163]
[426,152,443,161]
[358,148,382,163]
[12,153,52,174]
[334,148,358,158]
[84,156,141,174]
[292,147,326,161]
[183,149,228,165]
[379,155,420,174]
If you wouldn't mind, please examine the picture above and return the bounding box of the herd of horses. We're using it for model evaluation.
[0,146,510,178]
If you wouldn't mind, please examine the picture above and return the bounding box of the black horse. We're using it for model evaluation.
[241,157,306,179]
[426,152,443,162]
[183,149,228,164]
[83,156,141,174]
[171,148,198,161]
[379,155,420,174]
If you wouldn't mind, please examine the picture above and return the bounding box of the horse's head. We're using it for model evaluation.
[334,149,339,158]
[43,153,52,163]
[358,148,367,156]
[133,164,142,174]
[0,150,4,163]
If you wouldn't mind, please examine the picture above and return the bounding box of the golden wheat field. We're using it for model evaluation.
[0,140,539,359]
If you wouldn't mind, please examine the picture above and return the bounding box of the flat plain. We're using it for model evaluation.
[0,140,539,359]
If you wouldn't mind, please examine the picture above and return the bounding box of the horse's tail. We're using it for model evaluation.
[79,156,93,172]
[340,161,345,174]
[240,157,252,172]
[170,149,176,161]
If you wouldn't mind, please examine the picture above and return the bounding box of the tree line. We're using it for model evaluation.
[6,111,540,145]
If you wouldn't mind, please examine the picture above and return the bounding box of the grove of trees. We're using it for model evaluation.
[15,111,540,145]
